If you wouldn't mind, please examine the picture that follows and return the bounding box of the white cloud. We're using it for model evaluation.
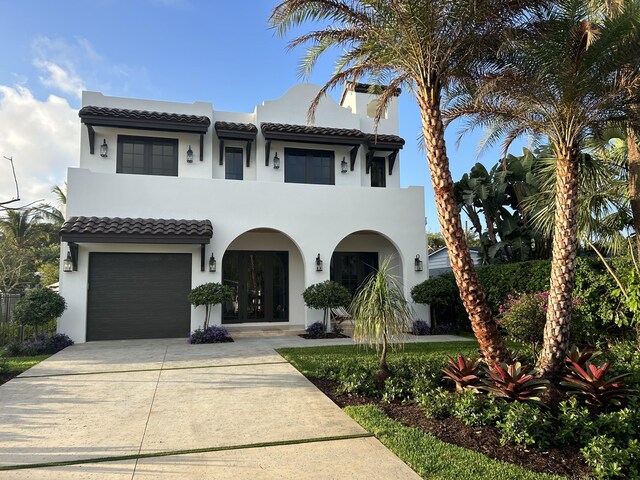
[0,85,78,207]
[34,60,85,99]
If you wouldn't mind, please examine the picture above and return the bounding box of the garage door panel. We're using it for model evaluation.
[87,253,192,341]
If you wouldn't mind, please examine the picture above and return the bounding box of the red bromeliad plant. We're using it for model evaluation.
[481,362,549,403]
[561,359,636,408]
[442,355,481,392]
[565,345,599,370]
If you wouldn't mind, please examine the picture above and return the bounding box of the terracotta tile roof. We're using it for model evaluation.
[60,217,212,244]
[367,133,405,146]
[79,106,211,128]
[261,123,366,139]
[214,121,258,134]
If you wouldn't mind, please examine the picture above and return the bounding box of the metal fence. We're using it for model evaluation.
[0,293,20,324]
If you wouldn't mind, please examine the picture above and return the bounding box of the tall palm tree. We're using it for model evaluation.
[270,0,543,368]
[0,209,42,250]
[449,0,640,376]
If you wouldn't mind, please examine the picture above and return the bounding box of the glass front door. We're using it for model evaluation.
[222,251,288,323]
[330,252,379,297]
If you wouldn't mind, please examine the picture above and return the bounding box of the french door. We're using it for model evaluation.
[222,251,288,323]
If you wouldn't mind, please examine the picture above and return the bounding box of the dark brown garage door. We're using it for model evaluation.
[87,253,192,341]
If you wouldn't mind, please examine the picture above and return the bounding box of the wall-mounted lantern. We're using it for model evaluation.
[273,152,280,169]
[100,139,108,158]
[63,252,73,273]
[414,254,424,272]
[186,145,194,163]
[341,156,348,173]
[209,254,216,273]
[316,253,323,272]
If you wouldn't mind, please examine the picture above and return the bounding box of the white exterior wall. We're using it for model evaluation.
[61,84,429,342]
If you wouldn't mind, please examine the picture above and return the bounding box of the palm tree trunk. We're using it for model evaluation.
[538,147,580,377]
[627,127,640,258]
[417,87,507,370]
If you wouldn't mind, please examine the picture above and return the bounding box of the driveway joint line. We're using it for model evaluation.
[0,433,375,471]
[131,345,168,479]
[15,360,290,379]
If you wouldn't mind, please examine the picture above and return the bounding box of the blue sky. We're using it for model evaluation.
[0,0,516,232]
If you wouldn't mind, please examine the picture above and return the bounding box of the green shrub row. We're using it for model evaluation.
[411,257,633,339]
[345,404,562,480]
[420,388,640,479]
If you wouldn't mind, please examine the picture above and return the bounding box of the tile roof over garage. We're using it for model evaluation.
[60,217,213,244]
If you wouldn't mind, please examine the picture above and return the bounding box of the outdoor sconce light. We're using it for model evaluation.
[341,156,348,173]
[186,145,194,163]
[100,139,108,158]
[414,254,424,272]
[316,254,323,272]
[209,254,216,273]
[273,152,280,169]
[63,252,73,273]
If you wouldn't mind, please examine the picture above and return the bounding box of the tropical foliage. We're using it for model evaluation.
[350,256,413,385]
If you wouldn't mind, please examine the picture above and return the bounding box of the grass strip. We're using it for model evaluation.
[0,432,374,471]
[14,360,290,379]
[344,405,564,480]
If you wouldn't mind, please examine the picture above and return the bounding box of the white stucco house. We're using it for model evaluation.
[58,83,429,342]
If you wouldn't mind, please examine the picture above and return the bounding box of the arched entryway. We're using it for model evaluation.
[330,230,403,296]
[221,228,305,326]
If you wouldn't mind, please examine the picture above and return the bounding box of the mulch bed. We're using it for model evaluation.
[0,372,18,386]
[298,333,350,340]
[309,378,591,479]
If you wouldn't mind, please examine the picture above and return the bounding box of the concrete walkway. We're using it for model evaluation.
[0,334,470,479]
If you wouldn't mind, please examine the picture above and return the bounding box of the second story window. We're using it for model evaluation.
[370,157,386,188]
[117,136,178,176]
[284,148,334,185]
[225,147,243,180]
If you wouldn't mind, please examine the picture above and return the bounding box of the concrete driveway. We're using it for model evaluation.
[0,336,433,479]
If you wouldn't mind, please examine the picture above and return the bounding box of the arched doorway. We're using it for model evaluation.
[330,230,403,296]
[222,228,304,325]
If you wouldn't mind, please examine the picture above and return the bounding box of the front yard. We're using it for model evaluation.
[278,341,639,479]
[0,354,50,385]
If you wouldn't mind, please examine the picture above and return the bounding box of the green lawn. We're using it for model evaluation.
[0,354,50,385]
[277,341,481,377]
[346,405,563,480]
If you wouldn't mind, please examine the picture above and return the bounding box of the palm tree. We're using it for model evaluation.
[270,0,543,368]
[0,209,42,249]
[351,256,413,387]
[523,143,630,256]
[449,0,640,376]
[35,184,66,228]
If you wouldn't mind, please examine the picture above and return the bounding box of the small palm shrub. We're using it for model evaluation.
[481,362,549,403]
[442,355,481,392]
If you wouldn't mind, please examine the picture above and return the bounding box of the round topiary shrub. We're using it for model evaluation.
[302,281,351,334]
[188,283,234,328]
[12,288,66,328]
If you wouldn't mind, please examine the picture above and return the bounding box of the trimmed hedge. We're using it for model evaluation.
[411,257,632,338]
